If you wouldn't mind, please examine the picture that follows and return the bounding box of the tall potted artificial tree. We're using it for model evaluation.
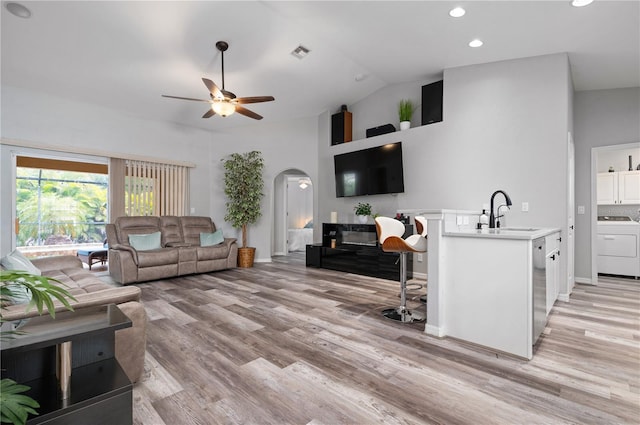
[222,151,265,268]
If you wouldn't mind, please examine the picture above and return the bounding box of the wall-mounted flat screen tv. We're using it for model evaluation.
[334,142,405,197]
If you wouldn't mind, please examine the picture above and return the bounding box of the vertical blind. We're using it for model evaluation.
[109,159,190,218]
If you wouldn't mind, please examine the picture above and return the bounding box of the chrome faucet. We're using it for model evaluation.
[489,190,512,228]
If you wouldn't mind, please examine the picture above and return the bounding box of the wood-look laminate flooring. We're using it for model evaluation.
[131,255,640,424]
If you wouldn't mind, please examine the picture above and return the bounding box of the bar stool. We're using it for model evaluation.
[375,216,428,323]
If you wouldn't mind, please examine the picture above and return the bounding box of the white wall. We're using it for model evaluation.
[0,85,319,263]
[573,87,640,280]
[0,86,217,255]
[317,53,572,286]
[206,117,319,262]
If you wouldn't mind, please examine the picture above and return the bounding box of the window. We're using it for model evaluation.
[16,156,108,256]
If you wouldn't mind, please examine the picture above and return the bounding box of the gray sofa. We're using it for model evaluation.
[1,255,147,383]
[106,216,237,285]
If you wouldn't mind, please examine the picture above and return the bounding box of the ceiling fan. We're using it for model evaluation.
[162,41,275,120]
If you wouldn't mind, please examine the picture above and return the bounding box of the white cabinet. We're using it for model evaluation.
[598,171,640,204]
[619,171,640,204]
[545,232,561,315]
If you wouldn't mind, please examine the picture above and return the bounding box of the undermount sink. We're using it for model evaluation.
[497,227,540,232]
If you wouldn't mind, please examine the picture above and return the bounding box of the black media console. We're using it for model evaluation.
[306,223,413,281]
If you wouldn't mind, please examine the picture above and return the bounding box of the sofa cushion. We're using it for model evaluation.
[129,232,162,251]
[196,243,231,261]
[115,216,161,246]
[159,216,184,247]
[200,230,224,247]
[1,250,41,275]
[136,248,179,268]
[181,216,215,246]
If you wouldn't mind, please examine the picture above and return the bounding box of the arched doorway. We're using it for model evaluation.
[272,169,313,257]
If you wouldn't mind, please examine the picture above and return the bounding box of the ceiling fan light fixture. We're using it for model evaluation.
[212,100,235,117]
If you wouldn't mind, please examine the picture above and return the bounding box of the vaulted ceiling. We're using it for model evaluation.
[2,1,638,131]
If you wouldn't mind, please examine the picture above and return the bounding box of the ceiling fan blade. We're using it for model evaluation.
[162,95,211,103]
[202,78,223,98]
[235,105,263,120]
[234,96,275,105]
[202,108,216,118]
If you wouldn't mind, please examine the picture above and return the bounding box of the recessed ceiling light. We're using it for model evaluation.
[291,45,310,59]
[449,7,466,18]
[571,0,594,6]
[5,2,32,19]
[469,39,483,48]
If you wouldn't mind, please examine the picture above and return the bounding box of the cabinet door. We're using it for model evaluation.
[597,173,618,205]
[618,171,640,204]
[545,233,560,315]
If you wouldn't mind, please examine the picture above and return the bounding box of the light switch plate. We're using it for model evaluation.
[577,205,585,214]
[190,207,196,214]
[522,202,529,212]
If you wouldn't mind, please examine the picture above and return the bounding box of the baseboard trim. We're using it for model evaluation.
[425,324,444,337]
[273,251,286,256]
[558,293,570,303]
[575,276,594,285]
[255,258,272,263]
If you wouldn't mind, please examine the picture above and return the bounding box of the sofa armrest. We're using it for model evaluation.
[222,238,237,247]
[1,286,142,322]
[31,255,83,273]
[110,243,139,265]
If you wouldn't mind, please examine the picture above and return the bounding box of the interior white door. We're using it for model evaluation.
[567,132,575,295]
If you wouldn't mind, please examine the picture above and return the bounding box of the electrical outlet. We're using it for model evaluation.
[577,205,585,214]
[522,202,529,212]
[416,253,423,262]
[190,207,196,214]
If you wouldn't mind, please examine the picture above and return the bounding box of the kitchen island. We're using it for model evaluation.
[442,227,561,359]
[400,209,561,360]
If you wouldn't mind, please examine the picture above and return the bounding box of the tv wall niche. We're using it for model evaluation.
[334,142,405,197]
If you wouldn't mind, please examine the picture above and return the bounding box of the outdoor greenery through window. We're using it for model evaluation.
[16,164,108,256]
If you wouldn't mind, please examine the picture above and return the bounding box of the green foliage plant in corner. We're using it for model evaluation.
[222,151,265,267]
[1,271,76,425]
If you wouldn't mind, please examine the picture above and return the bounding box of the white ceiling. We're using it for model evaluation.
[2,1,638,132]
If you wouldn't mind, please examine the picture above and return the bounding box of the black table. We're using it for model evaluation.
[1,304,133,425]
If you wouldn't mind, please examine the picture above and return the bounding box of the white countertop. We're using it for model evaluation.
[597,220,640,226]
[444,227,561,240]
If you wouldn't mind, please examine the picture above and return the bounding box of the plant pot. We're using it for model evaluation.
[356,215,368,224]
[399,121,411,131]
[238,247,256,268]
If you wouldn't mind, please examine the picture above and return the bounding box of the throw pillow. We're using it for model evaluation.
[128,232,162,251]
[304,220,313,229]
[0,249,41,276]
[200,230,224,247]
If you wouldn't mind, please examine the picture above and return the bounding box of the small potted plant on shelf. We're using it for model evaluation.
[222,150,265,268]
[398,99,414,131]
[354,202,372,224]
